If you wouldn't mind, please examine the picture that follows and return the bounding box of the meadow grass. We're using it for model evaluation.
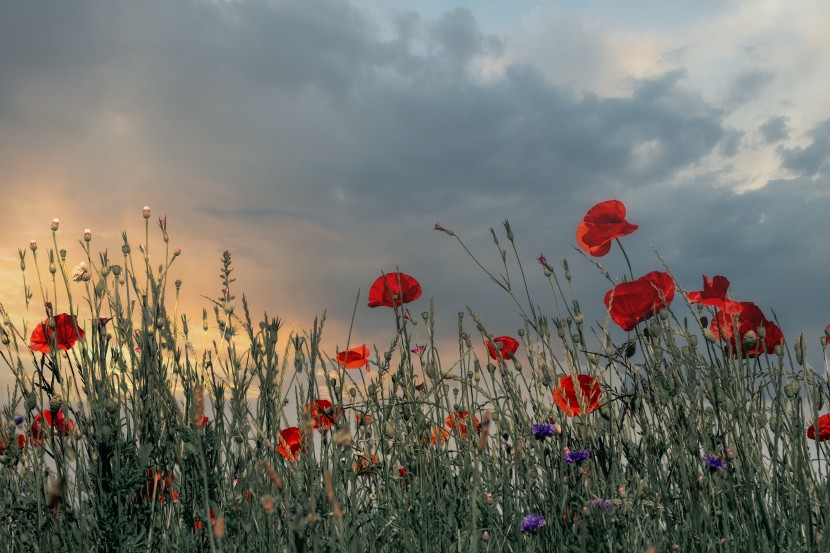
[0,211,828,552]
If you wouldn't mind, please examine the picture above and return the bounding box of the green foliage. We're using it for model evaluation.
[0,214,828,552]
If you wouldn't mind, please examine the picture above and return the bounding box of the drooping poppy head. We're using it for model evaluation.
[444,411,481,439]
[29,313,85,354]
[277,427,304,460]
[686,275,742,315]
[576,200,639,257]
[485,336,520,361]
[807,414,830,441]
[31,409,75,444]
[307,399,341,431]
[553,375,601,416]
[337,344,370,371]
[604,271,675,331]
[368,272,422,308]
[710,301,784,358]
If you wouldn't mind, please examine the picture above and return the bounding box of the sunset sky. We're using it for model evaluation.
[1,0,829,377]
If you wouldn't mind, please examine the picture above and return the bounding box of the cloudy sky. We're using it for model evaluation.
[1,0,829,376]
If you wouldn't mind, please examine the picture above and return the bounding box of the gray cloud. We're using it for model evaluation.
[722,68,775,109]
[778,118,830,178]
[758,115,790,144]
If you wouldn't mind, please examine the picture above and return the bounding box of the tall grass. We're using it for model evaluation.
[0,211,827,552]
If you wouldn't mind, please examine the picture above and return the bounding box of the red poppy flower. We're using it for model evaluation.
[277,427,303,461]
[307,399,341,431]
[0,434,26,455]
[553,375,601,416]
[444,411,481,438]
[485,336,520,361]
[576,200,639,257]
[424,426,450,445]
[604,271,675,331]
[337,344,370,371]
[807,414,830,441]
[143,470,180,503]
[355,412,372,426]
[353,453,378,475]
[686,275,742,315]
[194,509,216,530]
[31,410,75,443]
[710,301,784,358]
[368,272,422,308]
[29,313,85,354]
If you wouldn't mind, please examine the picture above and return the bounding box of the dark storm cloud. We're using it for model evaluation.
[0,0,825,368]
[778,118,830,178]
[758,115,791,144]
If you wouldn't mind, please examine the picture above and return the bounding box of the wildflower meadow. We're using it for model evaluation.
[1,201,829,552]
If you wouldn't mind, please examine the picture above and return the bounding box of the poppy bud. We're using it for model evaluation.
[517,328,525,337]
[756,325,766,338]
[543,266,552,277]
[784,381,799,398]
[30,240,37,252]
[384,422,395,439]
[503,220,514,242]
[795,334,806,366]
[689,335,698,347]
[50,394,63,413]
[143,206,151,219]
[84,229,91,242]
[122,244,130,255]
[742,331,757,346]
[703,328,717,342]
[51,219,60,231]
[659,309,669,321]
[700,316,709,327]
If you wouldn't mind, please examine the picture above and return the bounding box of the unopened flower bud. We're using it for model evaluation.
[84,229,91,242]
[51,218,60,231]
[742,330,757,346]
[703,328,717,342]
[30,240,37,252]
[50,394,63,412]
[143,206,151,219]
[659,309,669,321]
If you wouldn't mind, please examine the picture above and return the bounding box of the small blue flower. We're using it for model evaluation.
[520,514,546,534]
[703,453,727,472]
[13,416,25,426]
[564,449,591,464]
[588,498,613,511]
[531,423,558,440]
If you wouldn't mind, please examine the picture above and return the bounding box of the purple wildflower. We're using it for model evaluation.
[537,254,547,265]
[564,449,591,464]
[520,514,546,534]
[411,344,426,355]
[703,453,727,472]
[531,423,558,440]
[13,416,25,425]
[588,498,613,511]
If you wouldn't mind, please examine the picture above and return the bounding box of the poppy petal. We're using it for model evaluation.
[368,272,422,308]
[576,200,639,257]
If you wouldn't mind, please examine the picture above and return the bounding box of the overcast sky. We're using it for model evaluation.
[1,0,829,381]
